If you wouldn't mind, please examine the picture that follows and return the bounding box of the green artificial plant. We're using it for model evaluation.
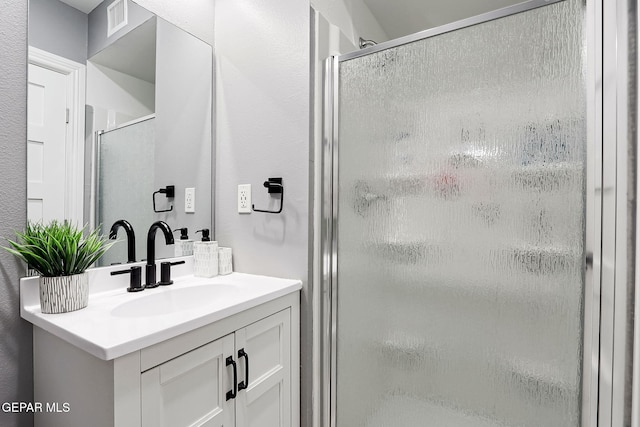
[4,220,113,277]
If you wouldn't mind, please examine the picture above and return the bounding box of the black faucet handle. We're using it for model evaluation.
[111,266,144,292]
[159,260,186,286]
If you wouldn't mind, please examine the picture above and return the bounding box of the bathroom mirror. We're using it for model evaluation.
[28,0,213,266]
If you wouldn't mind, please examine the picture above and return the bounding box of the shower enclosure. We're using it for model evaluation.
[321,0,609,425]
[96,116,156,266]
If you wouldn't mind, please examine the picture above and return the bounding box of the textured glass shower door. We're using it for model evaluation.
[97,117,156,266]
[332,1,586,426]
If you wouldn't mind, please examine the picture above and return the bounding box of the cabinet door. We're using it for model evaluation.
[235,309,291,427]
[142,334,235,427]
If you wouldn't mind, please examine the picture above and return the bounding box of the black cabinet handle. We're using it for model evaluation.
[226,356,237,401]
[238,349,249,391]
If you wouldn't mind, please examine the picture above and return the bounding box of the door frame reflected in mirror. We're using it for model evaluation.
[28,46,86,226]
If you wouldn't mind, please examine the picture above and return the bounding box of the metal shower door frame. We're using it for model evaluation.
[319,0,611,426]
[94,114,156,230]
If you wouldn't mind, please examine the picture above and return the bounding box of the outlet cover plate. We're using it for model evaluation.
[238,184,251,213]
[185,187,195,213]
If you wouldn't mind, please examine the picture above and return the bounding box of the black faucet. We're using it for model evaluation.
[109,219,136,263]
[145,221,174,288]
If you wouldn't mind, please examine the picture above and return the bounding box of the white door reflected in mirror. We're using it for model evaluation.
[27,47,86,227]
[27,64,67,224]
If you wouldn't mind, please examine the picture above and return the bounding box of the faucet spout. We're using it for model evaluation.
[145,221,174,287]
[109,219,136,263]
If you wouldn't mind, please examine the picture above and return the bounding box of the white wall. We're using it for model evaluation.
[311,0,389,46]
[214,0,310,425]
[133,0,214,45]
[86,61,155,126]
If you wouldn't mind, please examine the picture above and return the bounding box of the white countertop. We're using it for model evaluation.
[21,262,301,360]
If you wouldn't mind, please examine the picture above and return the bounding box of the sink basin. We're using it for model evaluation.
[110,285,241,317]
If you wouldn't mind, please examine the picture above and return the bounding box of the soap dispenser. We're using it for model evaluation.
[173,228,194,257]
[193,229,218,277]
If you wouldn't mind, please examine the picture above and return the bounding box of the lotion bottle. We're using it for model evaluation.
[193,229,218,277]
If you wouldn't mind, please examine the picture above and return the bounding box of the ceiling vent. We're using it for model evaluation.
[107,0,128,37]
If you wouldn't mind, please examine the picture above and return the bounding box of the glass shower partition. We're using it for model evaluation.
[96,116,156,266]
[327,0,590,425]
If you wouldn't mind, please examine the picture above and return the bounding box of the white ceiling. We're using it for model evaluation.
[362,0,526,40]
[60,0,527,41]
[58,0,103,14]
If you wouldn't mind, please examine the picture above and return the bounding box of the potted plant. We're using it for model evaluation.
[4,220,113,314]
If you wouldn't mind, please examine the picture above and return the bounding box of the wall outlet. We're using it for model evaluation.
[238,184,251,213]
[185,187,195,213]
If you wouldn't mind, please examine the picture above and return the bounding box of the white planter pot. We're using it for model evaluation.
[39,272,89,314]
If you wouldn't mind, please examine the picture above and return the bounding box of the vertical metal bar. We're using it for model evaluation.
[320,55,338,427]
[94,130,104,231]
[634,3,640,421]
[583,0,603,424]
[320,55,331,427]
[601,0,638,425]
[310,8,322,427]
[600,0,618,423]
[328,55,340,427]
[610,0,629,416]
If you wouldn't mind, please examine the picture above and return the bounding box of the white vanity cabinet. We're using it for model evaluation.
[141,309,292,427]
[141,334,234,427]
[32,291,299,427]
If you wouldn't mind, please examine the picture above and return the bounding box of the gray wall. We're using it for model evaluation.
[0,2,31,427]
[29,0,88,64]
[88,0,154,58]
[214,0,311,425]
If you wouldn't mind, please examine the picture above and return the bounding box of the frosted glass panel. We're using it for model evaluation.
[98,118,155,266]
[335,1,586,426]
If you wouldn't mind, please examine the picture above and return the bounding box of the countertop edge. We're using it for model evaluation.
[22,273,302,361]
